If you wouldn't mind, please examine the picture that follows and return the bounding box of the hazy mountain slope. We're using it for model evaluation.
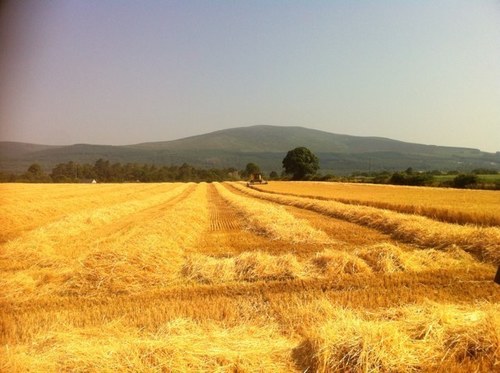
[1,125,498,174]
[131,125,481,155]
[0,142,62,158]
[132,126,350,152]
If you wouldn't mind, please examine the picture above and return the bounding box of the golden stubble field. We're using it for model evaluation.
[1,181,499,372]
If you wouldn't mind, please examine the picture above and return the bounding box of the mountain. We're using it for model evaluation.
[131,126,472,154]
[1,125,499,174]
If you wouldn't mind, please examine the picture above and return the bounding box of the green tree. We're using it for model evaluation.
[452,174,478,188]
[27,163,43,177]
[50,162,76,182]
[245,162,260,174]
[94,159,111,181]
[282,147,320,180]
[25,163,47,182]
[269,171,279,180]
[177,163,194,181]
[241,162,260,178]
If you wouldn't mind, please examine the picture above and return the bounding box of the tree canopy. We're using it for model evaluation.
[282,147,319,180]
[245,162,260,175]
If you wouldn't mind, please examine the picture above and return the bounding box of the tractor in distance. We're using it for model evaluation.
[247,173,268,186]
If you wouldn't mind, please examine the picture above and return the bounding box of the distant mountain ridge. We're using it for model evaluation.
[131,125,481,154]
[1,125,499,174]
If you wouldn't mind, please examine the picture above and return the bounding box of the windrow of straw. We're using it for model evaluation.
[300,301,500,372]
[214,183,331,244]
[1,318,296,372]
[311,249,373,275]
[182,244,481,285]
[1,183,191,269]
[251,181,500,227]
[0,184,193,301]
[182,251,307,284]
[232,183,500,264]
[60,183,211,297]
[0,183,180,242]
[0,183,210,300]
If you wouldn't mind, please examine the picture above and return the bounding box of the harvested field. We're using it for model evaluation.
[252,181,500,226]
[234,182,500,263]
[1,182,498,372]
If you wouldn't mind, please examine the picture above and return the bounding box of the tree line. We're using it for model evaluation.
[0,159,242,183]
[0,146,321,183]
[1,145,497,189]
[348,167,499,189]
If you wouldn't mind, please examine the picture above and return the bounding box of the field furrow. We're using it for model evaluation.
[215,182,331,244]
[207,185,241,231]
[196,184,297,257]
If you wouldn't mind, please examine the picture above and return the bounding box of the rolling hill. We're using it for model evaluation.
[1,125,499,174]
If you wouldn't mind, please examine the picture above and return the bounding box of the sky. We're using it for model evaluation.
[1,0,499,152]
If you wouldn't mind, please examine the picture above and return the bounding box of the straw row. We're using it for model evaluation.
[214,183,331,244]
[182,244,484,285]
[233,183,500,263]
[301,301,499,372]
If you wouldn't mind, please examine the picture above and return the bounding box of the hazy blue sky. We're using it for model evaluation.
[1,1,499,151]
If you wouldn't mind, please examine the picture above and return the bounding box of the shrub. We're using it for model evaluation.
[452,174,478,188]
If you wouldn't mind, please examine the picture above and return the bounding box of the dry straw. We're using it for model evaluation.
[182,251,307,284]
[232,182,500,264]
[310,249,372,276]
[2,182,497,372]
[182,244,486,285]
[62,183,210,296]
[1,183,209,300]
[251,181,500,226]
[215,183,331,244]
[301,301,499,372]
[1,318,295,372]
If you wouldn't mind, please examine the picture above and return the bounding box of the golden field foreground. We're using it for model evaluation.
[0,182,499,372]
